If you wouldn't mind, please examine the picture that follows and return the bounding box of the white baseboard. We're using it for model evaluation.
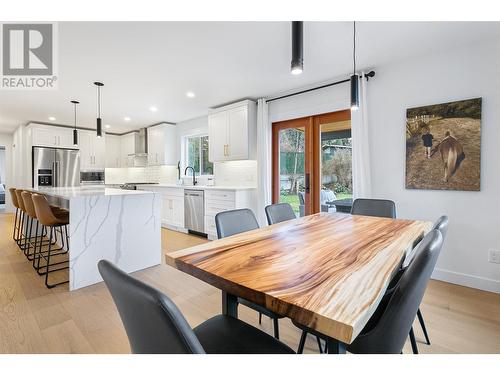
[432,268,500,294]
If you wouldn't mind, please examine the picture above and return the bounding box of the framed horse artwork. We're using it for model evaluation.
[405,98,482,191]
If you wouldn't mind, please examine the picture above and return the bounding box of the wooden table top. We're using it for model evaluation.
[166,212,432,344]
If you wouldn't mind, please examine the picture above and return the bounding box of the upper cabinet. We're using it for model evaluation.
[78,130,106,170]
[208,100,256,162]
[147,123,176,166]
[30,124,77,149]
[120,132,137,167]
[105,134,121,168]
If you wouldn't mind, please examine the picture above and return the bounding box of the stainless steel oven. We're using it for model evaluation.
[80,170,105,185]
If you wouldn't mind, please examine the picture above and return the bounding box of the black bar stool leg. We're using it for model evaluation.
[417,308,431,345]
[409,327,419,354]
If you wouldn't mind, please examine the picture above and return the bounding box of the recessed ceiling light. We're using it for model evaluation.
[124,117,131,122]
[149,106,158,112]
[48,116,56,121]
[186,91,195,98]
[105,124,111,129]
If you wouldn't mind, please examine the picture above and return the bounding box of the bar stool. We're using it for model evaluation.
[32,193,70,289]
[14,189,29,252]
[21,191,68,272]
[8,188,22,245]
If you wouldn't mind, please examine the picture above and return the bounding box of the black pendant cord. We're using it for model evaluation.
[73,102,77,129]
[353,21,356,75]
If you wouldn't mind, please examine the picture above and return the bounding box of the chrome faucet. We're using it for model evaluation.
[184,166,197,186]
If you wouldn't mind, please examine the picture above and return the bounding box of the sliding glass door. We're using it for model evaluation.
[272,110,351,216]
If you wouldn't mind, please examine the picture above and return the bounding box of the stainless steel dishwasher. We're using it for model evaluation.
[184,189,205,234]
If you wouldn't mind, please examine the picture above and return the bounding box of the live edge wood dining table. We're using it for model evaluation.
[166,212,432,354]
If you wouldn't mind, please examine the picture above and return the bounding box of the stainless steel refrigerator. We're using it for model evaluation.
[32,146,80,188]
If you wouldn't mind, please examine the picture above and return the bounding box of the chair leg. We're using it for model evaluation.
[273,318,279,340]
[417,308,431,345]
[409,327,419,354]
[297,330,307,354]
[316,336,323,353]
[258,312,262,325]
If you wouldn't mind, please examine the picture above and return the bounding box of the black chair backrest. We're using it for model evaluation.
[348,229,443,354]
[215,208,259,239]
[98,260,205,354]
[298,192,305,205]
[265,203,296,225]
[432,215,449,239]
[351,198,396,218]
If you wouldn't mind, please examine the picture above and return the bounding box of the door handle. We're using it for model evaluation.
[305,173,310,193]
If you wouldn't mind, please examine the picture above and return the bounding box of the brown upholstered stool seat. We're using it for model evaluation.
[15,189,26,212]
[9,188,19,209]
[32,194,69,227]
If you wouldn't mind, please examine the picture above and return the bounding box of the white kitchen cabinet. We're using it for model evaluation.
[120,132,137,167]
[78,130,106,170]
[204,189,254,240]
[208,100,256,162]
[147,123,176,166]
[31,124,77,149]
[105,134,121,168]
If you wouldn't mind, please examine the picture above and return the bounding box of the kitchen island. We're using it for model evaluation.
[26,187,161,291]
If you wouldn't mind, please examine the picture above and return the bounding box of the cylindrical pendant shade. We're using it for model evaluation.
[73,129,78,145]
[291,21,303,75]
[350,74,359,110]
[96,117,102,138]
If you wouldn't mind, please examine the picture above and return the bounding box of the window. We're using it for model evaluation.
[185,135,213,175]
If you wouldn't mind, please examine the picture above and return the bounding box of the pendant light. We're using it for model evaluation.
[350,21,359,111]
[94,81,104,138]
[71,100,79,145]
[291,21,303,75]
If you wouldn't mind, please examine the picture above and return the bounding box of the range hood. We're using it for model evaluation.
[127,128,148,167]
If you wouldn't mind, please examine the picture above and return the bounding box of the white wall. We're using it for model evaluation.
[268,37,500,293]
[0,132,14,212]
[368,38,500,293]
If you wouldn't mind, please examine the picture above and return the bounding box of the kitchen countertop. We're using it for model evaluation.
[26,186,155,199]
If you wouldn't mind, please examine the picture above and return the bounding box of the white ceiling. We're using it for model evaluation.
[0,21,499,134]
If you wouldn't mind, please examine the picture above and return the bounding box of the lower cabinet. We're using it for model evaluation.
[162,193,184,229]
[138,186,255,238]
[204,189,253,240]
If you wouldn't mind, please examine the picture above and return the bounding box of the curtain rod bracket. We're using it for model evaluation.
[364,71,375,81]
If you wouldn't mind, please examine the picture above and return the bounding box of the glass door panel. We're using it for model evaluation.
[317,115,353,214]
[278,126,305,217]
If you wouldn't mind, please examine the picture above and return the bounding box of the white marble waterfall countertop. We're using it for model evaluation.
[26,186,154,199]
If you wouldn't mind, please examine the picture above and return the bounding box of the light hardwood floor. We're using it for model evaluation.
[0,212,499,354]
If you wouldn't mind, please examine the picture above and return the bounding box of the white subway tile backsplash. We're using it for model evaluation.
[213,160,257,187]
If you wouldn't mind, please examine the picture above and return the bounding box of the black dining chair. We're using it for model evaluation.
[295,229,443,354]
[351,198,396,218]
[347,229,443,353]
[265,203,296,225]
[215,208,284,339]
[98,260,295,354]
[400,215,449,353]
